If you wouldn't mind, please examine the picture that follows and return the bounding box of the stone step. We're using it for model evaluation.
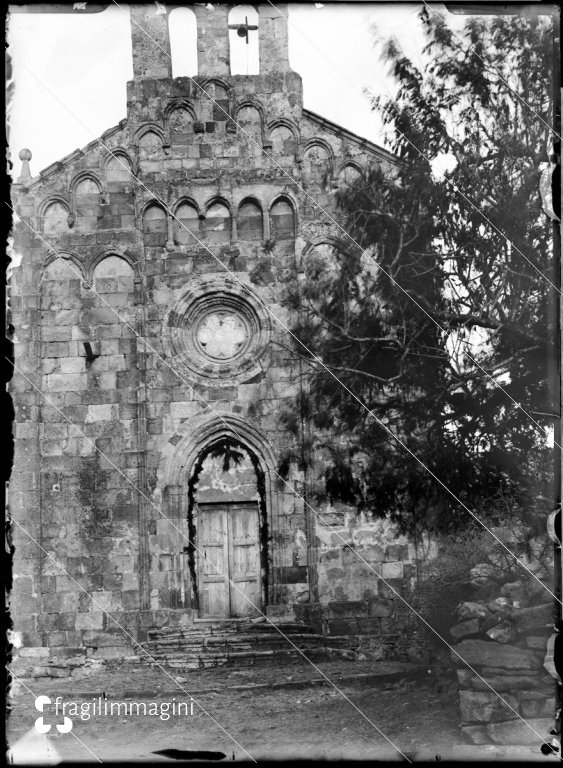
[137,621,358,669]
[143,632,325,648]
[142,646,357,670]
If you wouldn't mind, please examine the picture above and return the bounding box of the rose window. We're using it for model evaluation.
[195,311,250,360]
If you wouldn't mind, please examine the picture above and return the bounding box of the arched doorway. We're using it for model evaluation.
[189,438,267,618]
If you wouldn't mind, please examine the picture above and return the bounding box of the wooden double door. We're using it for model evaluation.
[198,502,262,618]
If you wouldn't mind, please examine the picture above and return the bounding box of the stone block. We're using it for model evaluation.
[451,640,539,671]
[514,604,553,633]
[381,562,403,579]
[519,696,555,718]
[465,673,541,692]
[486,718,553,745]
[459,690,518,724]
[75,612,104,630]
[47,632,67,647]
[367,598,394,618]
[460,726,492,745]
[450,619,480,640]
[357,617,382,634]
[328,601,367,619]
[82,631,128,647]
[327,618,358,634]
[385,544,409,560]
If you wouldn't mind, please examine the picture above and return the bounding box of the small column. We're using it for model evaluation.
[130,5,172,79]
[165,213,175,251]
[259,3,290,74]
[193,4,230,77]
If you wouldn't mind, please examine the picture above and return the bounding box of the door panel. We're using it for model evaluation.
[228,504,261,618]
[199,505,229,617]
[198,502,261,618]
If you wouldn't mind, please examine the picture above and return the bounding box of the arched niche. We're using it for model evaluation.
[302,241,343,286]
[143,203,167,246]
[168,107,195,144]
[106,154,133,184]
[338,163,362,190]
[270,125,297,157]
[303,143,333,190]
[204,202,231,244]
[228,5,259,76]
[74,177,102,231]
[41,256,82,302]
[174,202,200,246]
[43,202,69,234]
[138,130,163,160]
[238,200,263,241]
[206,81,231,122]
[269,198,295,242]
[169,7,198,78]
[92,255,135,293]
[236,105,263,154]
[42,257,79,281]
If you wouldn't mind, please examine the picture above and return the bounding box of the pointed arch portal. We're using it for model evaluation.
[189,438,267,618]
[162,417,278,619]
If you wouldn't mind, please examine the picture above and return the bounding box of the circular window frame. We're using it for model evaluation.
[164,278,271,387]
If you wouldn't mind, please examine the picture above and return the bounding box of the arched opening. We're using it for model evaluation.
[270,198,295,242]
[206,81,230,122]
[173,202,200,246]
[204,202,231,244]
[143,203,167,246]
[303,143,332,190]
[74,178,102,231]
[188,438,268,618]
[43,202,69,234]
[106,154,132,185]
[92,255,135,293]
[168,7,198,77]
[270,125,297,157]
[228,5,259,75]
[42,257,78,281]
[338,163,362,191]
[168,107,194,144]
[138,130,162,160]
[237,200,263,241]
[236,105,262,154]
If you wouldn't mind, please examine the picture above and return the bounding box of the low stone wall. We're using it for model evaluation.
[293,599,423,660]
[450,583,556,745]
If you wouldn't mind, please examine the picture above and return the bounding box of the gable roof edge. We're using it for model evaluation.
[302,108,399,166]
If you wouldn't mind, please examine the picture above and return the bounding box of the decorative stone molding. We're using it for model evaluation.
[164,277,271,387]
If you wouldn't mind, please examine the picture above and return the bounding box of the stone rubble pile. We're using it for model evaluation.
[450,573,556,745]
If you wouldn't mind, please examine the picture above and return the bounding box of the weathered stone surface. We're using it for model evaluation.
[451,640,539,670]
[460,725,492,745]
[457,602,491,621]
[519,696,555,718]
[9,2,417,661]
[485,620,516,644]
[514,604,553,633]
[459,690,519,724]
[486,718,553,745]
[465,673,542,692]
[450,619,480,640]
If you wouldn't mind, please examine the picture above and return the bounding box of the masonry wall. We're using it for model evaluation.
[9,4,411,666]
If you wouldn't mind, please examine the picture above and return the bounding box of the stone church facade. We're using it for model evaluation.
[9,4,419,663]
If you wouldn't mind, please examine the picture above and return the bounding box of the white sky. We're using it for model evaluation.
[6,3,467,176]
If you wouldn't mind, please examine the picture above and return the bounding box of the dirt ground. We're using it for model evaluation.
[6,660,554,763]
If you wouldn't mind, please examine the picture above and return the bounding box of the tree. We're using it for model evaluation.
[280,11,557,537]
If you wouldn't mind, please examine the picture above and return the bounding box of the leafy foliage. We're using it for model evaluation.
[282,11,556,536]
